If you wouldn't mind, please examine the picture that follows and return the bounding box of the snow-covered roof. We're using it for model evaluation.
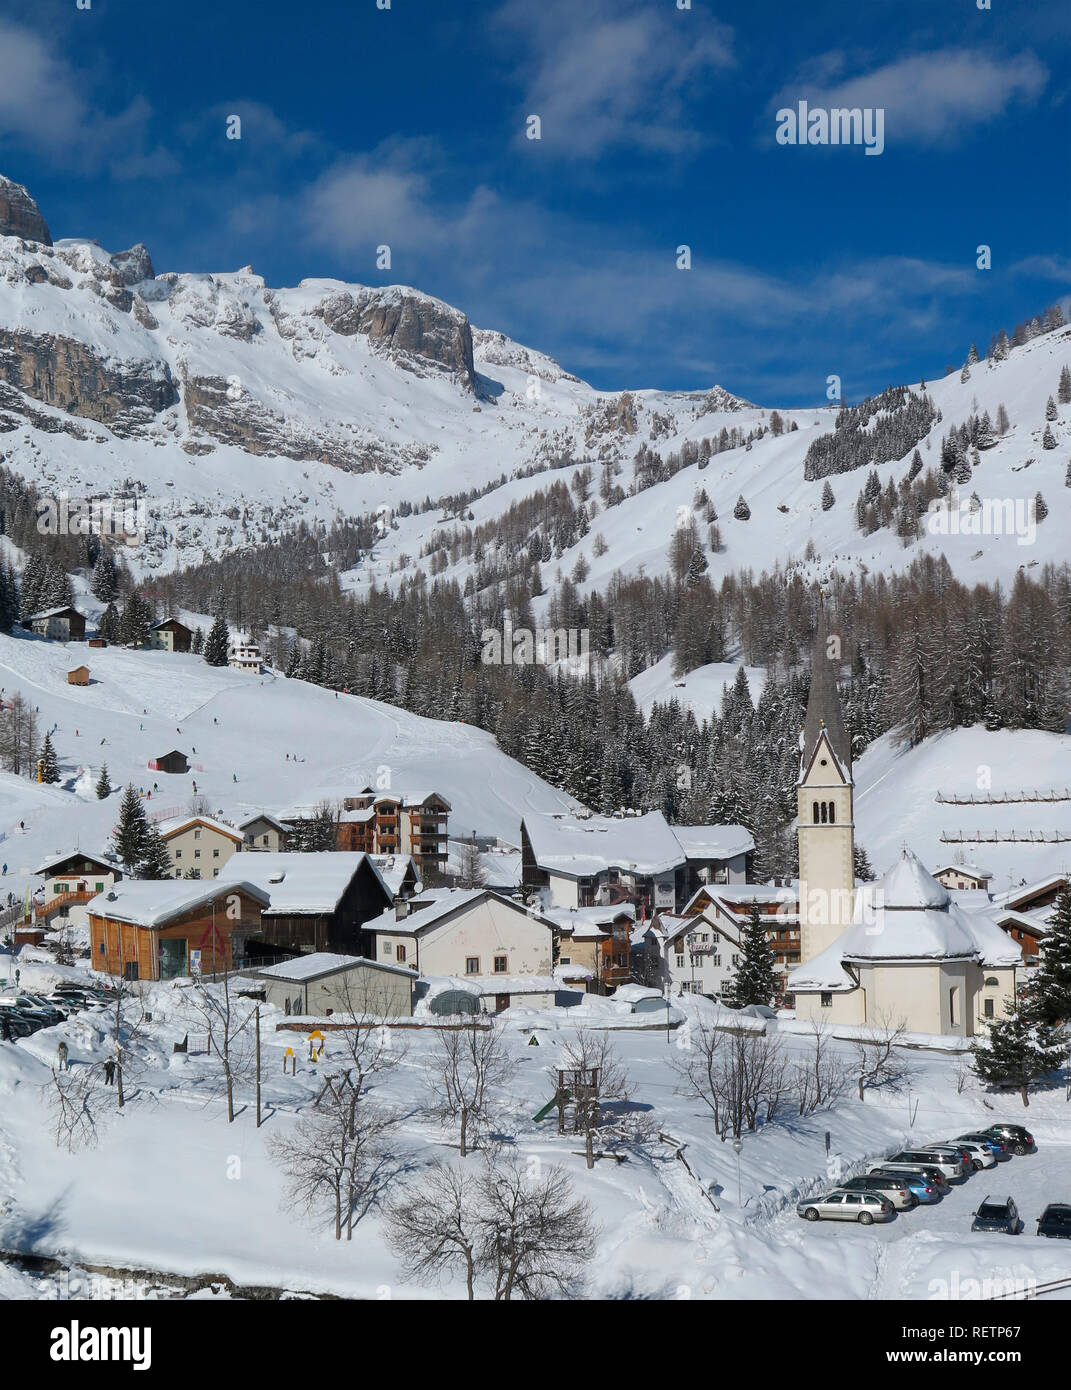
[237,811,291,834]
[788,849,1021,988]
[364,887,556,937]
[990,874,1069,910]
[544,903,636,938]
[87,879,269,928]
[367,854,416,897]
[522,810,685,878]
[442,974,557,996]
[653,910,741,949]
[215,852,384,915]
[250,952,415,982]
[24,605,81,621]
[155,814,242,842]
[932,863,993,881]
[672,825,754,861]
[34,848,119,876]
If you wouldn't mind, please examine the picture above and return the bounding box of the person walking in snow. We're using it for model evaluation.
[232,773,238,783]
[103,1057,115,1086]
[2,865,6,877]
[56,1041,69,1072]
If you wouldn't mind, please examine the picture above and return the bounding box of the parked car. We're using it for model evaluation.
[971,1196,1021,1234]
[881,1149,966,1181]
[19,991,68,1021]
[838,1175,917,1210]
[1036,1204,1071,1239]
[956,1131,1009,1159]
[936,1140,996,1170]
[0,1006,38,1039]
[797,1189,896,1225]
[983,1124,1035,1156]
[924,1144,978,1172]
[870,1160,951,1192]
[0,994,61,1026]
[870,1168,941,1203]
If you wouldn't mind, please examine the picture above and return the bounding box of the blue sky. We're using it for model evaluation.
[0,0,1067,404]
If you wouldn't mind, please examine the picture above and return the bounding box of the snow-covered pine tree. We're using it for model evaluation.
[139,825,174,880]
[192,626,205,655]
[1059,365,1071,405]
[112,784,150,874]
[1046,395,1058,422]
[97,601,120,644]
[821,480,835,511]
[90,550,119,602]
[118,593,152,647]
[204,612,230,666]
[455,837,488,889]
[95,763,112,799]
[1034,491,1048,522]
[733,495,751,520]
[727,904,778,1007]
[971,998,1068,1106]
[1042,425,1057,450]
[995,403,1011,435]
[37,730,60,783]
[1029,884,1071,1026]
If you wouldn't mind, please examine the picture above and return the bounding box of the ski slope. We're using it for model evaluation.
[0,628,578,884]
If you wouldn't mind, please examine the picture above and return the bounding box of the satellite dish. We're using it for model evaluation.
[413,879,424,895]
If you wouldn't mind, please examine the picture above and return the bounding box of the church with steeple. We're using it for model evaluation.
[787,601,1019,1036]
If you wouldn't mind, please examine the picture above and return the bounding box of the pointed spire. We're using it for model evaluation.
[802,596,852,775]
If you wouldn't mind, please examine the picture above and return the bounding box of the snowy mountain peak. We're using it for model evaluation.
[0,172,51,245]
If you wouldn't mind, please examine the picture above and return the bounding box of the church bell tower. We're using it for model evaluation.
[797,600,856,963]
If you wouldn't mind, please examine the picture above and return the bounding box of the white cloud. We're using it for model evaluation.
[0,18,157,173]
[771,48,1047,146]
[493,0,734,157]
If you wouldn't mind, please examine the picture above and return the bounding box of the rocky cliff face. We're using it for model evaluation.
[0,329,176,435]
[314,287,475,384]
[0,175,51,244]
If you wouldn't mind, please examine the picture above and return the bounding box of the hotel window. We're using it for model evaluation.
[382,941,392,957]
[466,957,480,975]
[494,956,508,974]
[820,992,833,1008]
[213,848,220,858]
[95,882,104,892]
[194,850,201,859]
[812,802,820,824]
[983,998,994,1018]
[194,829,201,840]
[396,945,407,963]
[175,850,182,859]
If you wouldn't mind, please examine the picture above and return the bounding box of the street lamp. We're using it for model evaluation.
[733,1139,743,1206]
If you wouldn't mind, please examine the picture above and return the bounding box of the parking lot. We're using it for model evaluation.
[785,1140,1071,1299]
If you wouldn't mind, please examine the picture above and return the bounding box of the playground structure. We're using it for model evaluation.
[534,1065,601,1135]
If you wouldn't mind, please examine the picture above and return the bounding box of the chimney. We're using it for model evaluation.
[394,897,409,921]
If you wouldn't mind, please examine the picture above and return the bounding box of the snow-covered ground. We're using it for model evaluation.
[1,958,1068,1301]
[0,626,580,890]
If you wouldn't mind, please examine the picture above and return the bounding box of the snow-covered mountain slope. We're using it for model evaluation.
[0,628,580,885]
[2,171,1065,589]
[854,726,1071,890]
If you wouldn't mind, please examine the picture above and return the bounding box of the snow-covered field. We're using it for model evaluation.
[1,956,1069,1301]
